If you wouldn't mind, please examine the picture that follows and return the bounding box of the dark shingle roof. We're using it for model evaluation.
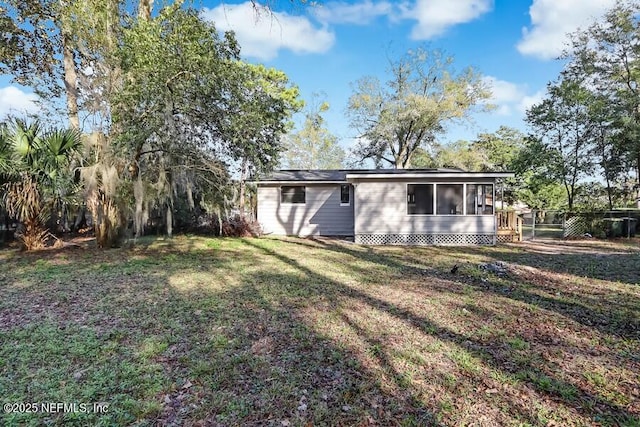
[257,168,467,182]
[260,170,350,181]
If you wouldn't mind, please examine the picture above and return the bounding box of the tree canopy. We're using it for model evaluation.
[347,47,492,168]
[282,98,344,169]
[517,0,640,210]
[556,0,640,207]
[0,0,303,248]
[525,79,596,211]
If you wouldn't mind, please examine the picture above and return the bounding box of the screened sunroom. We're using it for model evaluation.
[345,170,511,245]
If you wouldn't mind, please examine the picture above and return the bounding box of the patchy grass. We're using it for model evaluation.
[0,236,639,426]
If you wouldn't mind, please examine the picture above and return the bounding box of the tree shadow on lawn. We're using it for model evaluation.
[448,240,640,286]
[0,242,437,426]
[289,236,640,285]
[1,236,638,425]
[242,238,640,426]
[288,237,640,341]
[433,242,640,341]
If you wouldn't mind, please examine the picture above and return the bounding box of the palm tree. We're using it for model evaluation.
[0,118,81,250]
[40,128,84,232]
[0,123,14,244]
[0,123,13,177]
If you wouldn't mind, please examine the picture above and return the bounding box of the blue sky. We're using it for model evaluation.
[0,0,618,152]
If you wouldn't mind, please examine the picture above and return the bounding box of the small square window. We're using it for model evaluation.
[340,184,350,205]
[281,186,305,204]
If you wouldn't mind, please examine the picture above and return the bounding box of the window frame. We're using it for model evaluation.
[465,183,495,215]
[280,185,306,204]
[406,183,435,216]
[340,184,351,206]
[405,182,495,216]
[435,183,464,216]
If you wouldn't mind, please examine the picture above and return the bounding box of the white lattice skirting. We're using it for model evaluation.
[496,234,518,243]
[355,233,495,246]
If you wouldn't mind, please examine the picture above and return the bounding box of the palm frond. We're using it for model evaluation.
[39,127,82,180]
[10,118,43,163]
[43,128,82,158]
[1,175,49,227]
[0,123,15,176]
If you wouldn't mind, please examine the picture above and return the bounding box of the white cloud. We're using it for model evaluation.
[517,89,545,113]
[517,0,617,60]
[404,0,493,40]
[202,2,335,61]
[485,76,523,104]
[204,0,494,58]
[313,0,393,25]
[0,86,38,119]
[483,76,543,116]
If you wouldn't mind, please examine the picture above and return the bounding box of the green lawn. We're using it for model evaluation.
[1,236,639,426]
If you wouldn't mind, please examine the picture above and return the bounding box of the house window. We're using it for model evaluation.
[340,184,350,205]
[436,184,463,215]
[466,184,494,215]
[281,186,305,204]
[407,184,434,215]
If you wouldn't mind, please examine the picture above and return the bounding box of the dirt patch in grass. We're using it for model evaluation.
[0,236,638,426]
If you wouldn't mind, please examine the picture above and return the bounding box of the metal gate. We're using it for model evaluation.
[519,210,639,241]
[520,210,565,241]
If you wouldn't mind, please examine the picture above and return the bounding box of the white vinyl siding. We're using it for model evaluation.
[258,184,354,236]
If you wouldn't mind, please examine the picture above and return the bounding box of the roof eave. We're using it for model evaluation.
[345,172,515,180]
[253,180,348,185]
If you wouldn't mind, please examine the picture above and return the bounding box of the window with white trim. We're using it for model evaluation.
[340,184,350,205]
[466,184,494,215]
[407,184,434,215]
[281,186,305,204]
[436,184,464,215]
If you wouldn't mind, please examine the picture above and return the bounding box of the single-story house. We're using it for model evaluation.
[256,168,515,245]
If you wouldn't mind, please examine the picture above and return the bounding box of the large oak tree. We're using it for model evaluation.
[347,47,492,168]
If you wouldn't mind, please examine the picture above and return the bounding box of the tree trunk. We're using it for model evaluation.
[166,201,173,238]
[134,178,145,237]
[138,0,153,20]
[605,175,613,210]
[164,164,174,238]
[91,192,123,248]
[600,139,614,210]
[636,154,640,208]
[73,206,86,231]
[239,157,248,217]
[564,180,573,212]
[1,210,9,244]
[186,180,195,210]
[61,29,80,129]
[62,203,70,232]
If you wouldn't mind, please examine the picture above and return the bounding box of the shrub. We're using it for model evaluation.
[221,215,262,237]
